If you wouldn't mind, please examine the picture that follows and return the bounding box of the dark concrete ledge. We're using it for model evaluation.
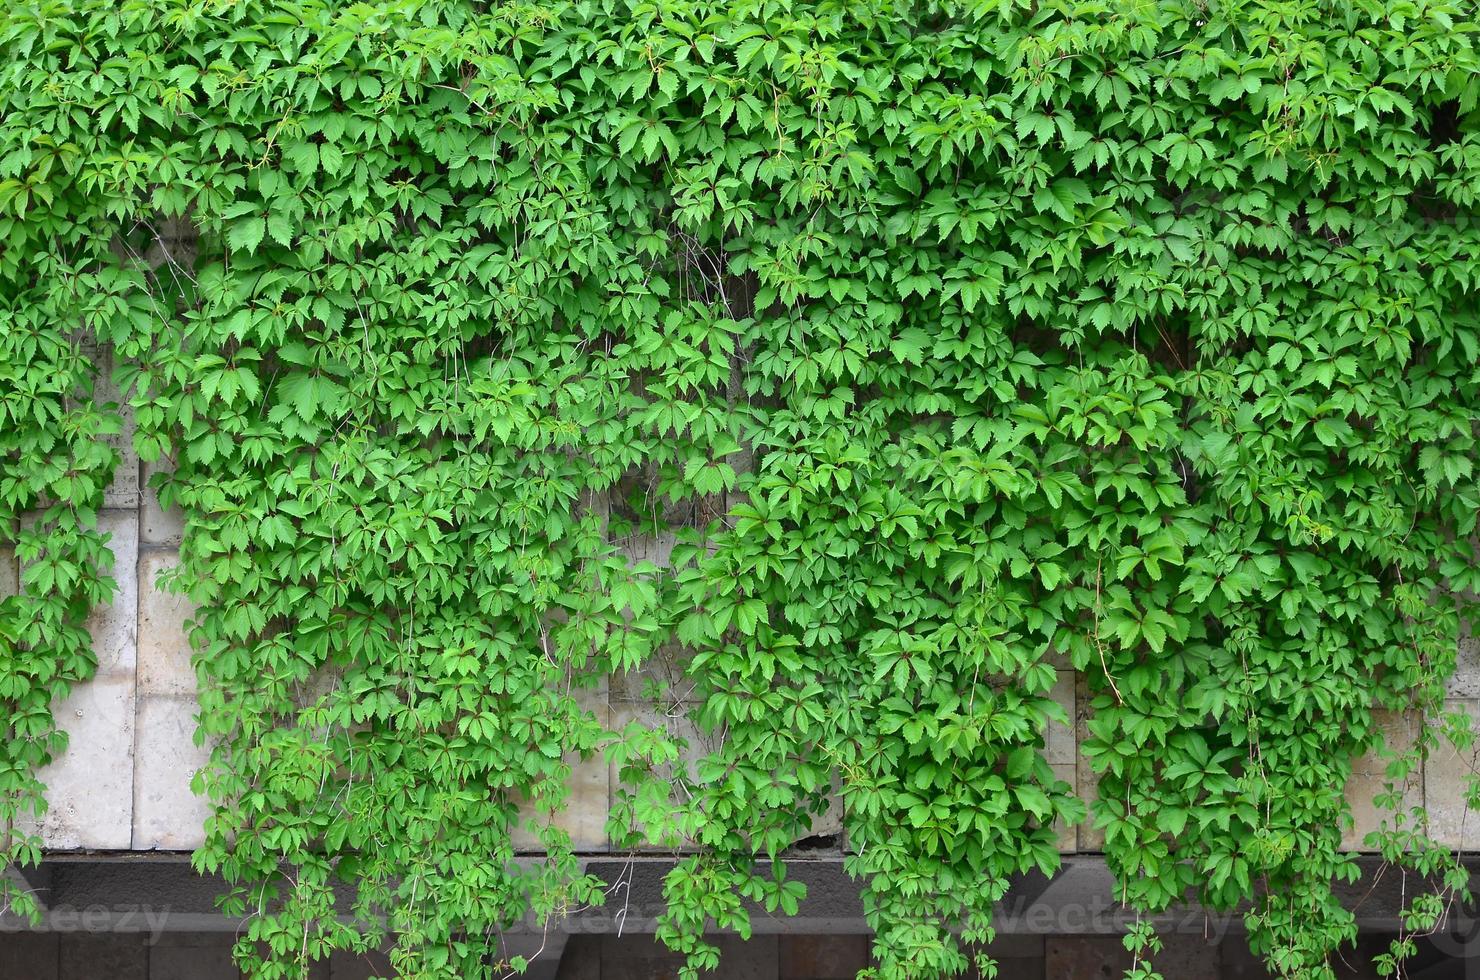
[4,854,1476,939]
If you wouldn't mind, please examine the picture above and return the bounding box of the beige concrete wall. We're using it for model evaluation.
[1,392,1476,855]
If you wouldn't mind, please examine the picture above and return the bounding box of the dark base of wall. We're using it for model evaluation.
[0,930,1470,980]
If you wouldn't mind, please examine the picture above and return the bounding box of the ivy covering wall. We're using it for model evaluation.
[2,0,1480,977]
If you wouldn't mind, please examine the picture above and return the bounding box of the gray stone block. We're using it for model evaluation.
[779,934,869,978]
[600,935,775,980]
[96,348,140,511]
[0,547,15,597]
[802,782,845,841]
[147,938,237,980]
[1051,762,1078,854]
[1425,699,1480,850]
[0,932,58,980]
[609,699,710,850]
[141,458,185,548]
[60,934,147,980]
[1342,710,1422,852]
[132,694,212,850]
[1046,669,1076,765]
[137,554,196,697]
[513,683,612,852]
[1045,935,1129,980]
[620,530,678,568]
[1449,627,1480,695]
[1075,673,1104,853]
[87,510,139,676]
[553,935,600,980]
[33,671,136,850]
[609,645,695,703]
[142,214,199,277]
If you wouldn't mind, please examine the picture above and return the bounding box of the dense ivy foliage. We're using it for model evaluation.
[0,295,120,923]
[3,0,1480,976]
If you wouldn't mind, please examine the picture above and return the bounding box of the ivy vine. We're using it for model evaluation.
[2,0,1480,978]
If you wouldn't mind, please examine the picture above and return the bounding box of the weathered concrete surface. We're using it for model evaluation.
[132,694,212,851]
[1047,669,1076,766]
[1045,933,1219,980]
[1075,672,1105,852]
[59,935,148,980]
[21,511,138,848]
[146,933,238,980]
[778,934,869,978]
[85,510,140,675]
[608,642,693,703]
[1048,669,1080,853]
[0,933,58,980]
[11,511,140,849]
[598,934,778,980]
[1052,762,1079,853]
[1425,699,1480,851]
[139,459,185,548]
[29,672,136,849]
[132,551,212,850]
[0,546,16,597]
[1448,625,1480,699]
[136,553,195,697]
[608,698,709,850]
[1342,710,1423,852]
[513,682,612,852]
